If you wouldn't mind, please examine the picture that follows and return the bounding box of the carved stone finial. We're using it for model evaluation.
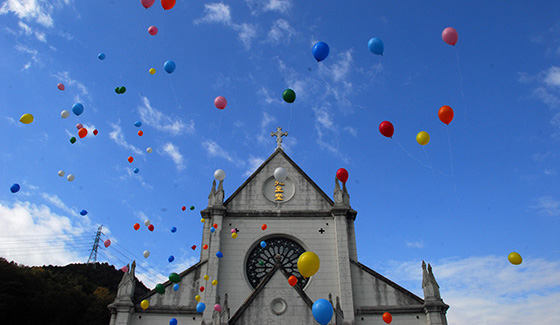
[334,178,343,204]
[270,127,288,150]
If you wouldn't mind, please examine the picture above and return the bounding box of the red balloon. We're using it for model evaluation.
[161,0,176,10]
[382,312,392,324]
[288,275,297,287]
[78,128,88,138]
[261,224,267,231]
[104,239,111,248]
[141,0,155,9]
[121,266,129,273]
[148,25,158,36]
[93,129,98,135]
[76,123,83,130]
[214,96,227,110]
[128,156,134,163]
[148,224,154,231]
[203,244,208,250]
[138,130,143,136]
[336,168,349,183]
[438,105,454,125]
[199,286,205,292]
[191,245,197,250]
[57,83,65,91]
[379,121,394,138]
[182,206,186,211]
[134,223,140,230]
[213,223,218,229]
[442,27,458,46]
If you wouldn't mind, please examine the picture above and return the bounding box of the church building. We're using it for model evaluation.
[108,128,449,325]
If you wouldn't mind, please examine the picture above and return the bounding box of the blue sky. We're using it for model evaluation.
[1,1,560,323]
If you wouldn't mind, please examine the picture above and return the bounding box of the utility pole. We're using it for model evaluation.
[87,225,103,267]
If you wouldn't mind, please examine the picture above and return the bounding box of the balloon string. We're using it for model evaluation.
[216,113,222,140]
[447,127,460,206]
[317,63,360,109]
[168,77,182,110]
[393,139,451,177]
[455,48,466,120]
[422,146,440,187]
[287,107,293,133]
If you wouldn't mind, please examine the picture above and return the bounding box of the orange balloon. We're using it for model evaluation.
[288,275,297,287]
[438,105,454,125]
[78,128,88,138]
[203,244,208,250]
[262,224,267,231]
[382,312,392,324]
[138,130,143,136]
[213,223,218,229]
[161,0,176,10]
[128,156,134,163]
[383,313,393,324]
[133,223,140,230]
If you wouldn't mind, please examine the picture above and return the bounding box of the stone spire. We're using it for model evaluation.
[207,179,224,208]
[333,178,350,208]
[422,261,449,325]
[422,261,441,301]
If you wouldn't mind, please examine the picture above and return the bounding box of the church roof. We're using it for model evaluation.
[224,148,334,207]
[228,255,314,324]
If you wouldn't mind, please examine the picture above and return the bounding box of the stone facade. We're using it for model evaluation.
[109,146,449,325]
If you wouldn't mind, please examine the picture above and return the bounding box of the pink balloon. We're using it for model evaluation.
[57,83,65,91]
[214,304,222,312]
[214,96,227,110]
[442,27,458,46]
[141,0,155,9]
[76,123,83,130]
[231,228,236,233]
[104,239,111,248]
[121,266,129,273]
[148,26,158,36]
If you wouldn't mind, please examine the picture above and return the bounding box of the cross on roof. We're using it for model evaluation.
[270,127,288,150]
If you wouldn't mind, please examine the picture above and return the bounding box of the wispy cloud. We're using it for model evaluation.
[18,21,45,42]
[15,43,40,69]
[53,71,89,96]
[520,66,560,137]
[138,96,194,136]
[267,19,296,44]
[108,123,143,155]
[41,193,76,216]
[533,196,560,217]
[245,0,292,15]
[381,256,560,325]
[257,112,276,144]
[405,241,424,248]
[0,0,55,28]
[161,142,185,170]
[243,156,265,177]
[194,3,258,49]
[202,139,243,166]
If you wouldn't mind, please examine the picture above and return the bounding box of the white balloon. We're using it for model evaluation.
[143,250,150,258]
[144,219,151,226]
[57,170,65,177]
[60,110,70,118]
[214,169,225,181]
[274,167,287,183]
[146,147,153,153]
[67,174,75,182]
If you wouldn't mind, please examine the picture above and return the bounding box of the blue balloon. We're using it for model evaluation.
[210,227,215,233]
[216,251,223,258]
[170,226,177,233]
[312,42,330,62]
[134,121,142,127]
[173,283,179,291]
[368,37,384,56]
[98,52,106,60]
[133,168,140,174]
[169,318,178,325]
[168,255,175,263]
[80,210,88,216]
[72,103,84,116]
[164,60,176,73]
[312,299,333,325]
[196,302,206,313]
[260,241,266,248]
[10,183,20,193]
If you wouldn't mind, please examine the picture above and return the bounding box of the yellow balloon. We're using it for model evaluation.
[416,131,430,146]
[201,218,206,223]
[149,68,156,75]
[203,275,209,281]
[231,232,238,239]
[297,251,320,278]
[141,299,149,310]
[212,279,218,286]
[19,113,34,124]
[195,295,201,302]
[508,252,522,265]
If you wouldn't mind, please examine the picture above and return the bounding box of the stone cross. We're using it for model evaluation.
[270,127,288,150]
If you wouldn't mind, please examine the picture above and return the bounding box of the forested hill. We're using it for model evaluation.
[0,258,149,325]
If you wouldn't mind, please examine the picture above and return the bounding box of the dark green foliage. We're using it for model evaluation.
[0,258,148,325]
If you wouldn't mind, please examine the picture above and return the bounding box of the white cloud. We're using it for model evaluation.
[53,71,89,96]
[344,126,357,137]
[405,241,424,248]
[138,96,194,135]
[108,123,143,155]
[0,0,54,28]
[202,139,242,166]
[245,0,292,15]
[244,156,265,177]
[544,66,560,88]
[267,19,296,44]
[194,3,258,49]
[257,112,276,144]
[381,256,560,325]
[533,196,560,217]
[161,142,185,170]
[0,200,93,266]
[41,193,76,216]
[18,20,46,42]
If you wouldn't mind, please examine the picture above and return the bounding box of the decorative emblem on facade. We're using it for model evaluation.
[263,177,295,203]
[274,180,285,201]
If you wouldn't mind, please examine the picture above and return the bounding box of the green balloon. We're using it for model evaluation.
[119,86,126,94]
[282,89,296,103]
[115,87,120,94]
[169,272,181,283]
[70,137,76,144]
[155,283,165,294]
[190,206,195,210]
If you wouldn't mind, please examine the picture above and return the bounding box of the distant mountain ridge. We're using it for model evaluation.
[0,257,149,325]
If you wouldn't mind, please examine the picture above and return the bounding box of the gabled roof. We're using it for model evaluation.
[229,256,314,324]
[224,148,334,206]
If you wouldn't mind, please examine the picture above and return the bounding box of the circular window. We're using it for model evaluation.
[245,237,308,289]
[270,298,287,315]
